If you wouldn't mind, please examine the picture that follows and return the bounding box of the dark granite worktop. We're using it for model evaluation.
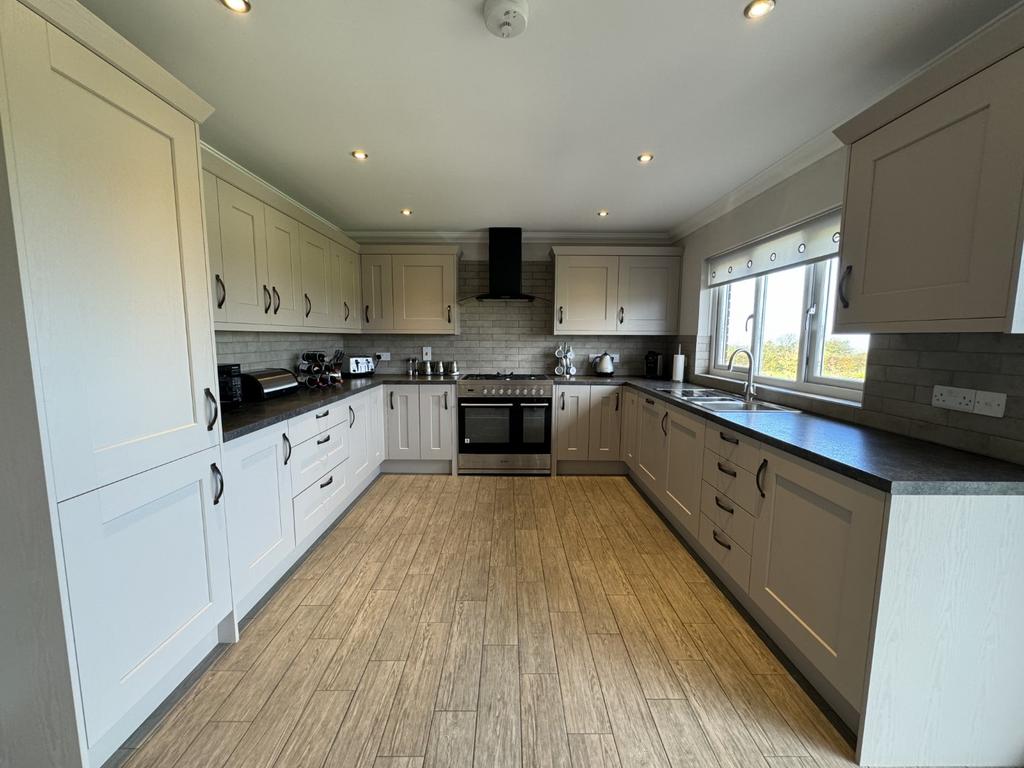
[221,375,460,442]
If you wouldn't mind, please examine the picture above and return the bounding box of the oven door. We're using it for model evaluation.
[458,398,552,455]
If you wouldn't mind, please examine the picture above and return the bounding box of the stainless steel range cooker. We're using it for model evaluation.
[457,373,553,474]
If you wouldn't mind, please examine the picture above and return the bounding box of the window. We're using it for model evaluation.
[712,256,869,399]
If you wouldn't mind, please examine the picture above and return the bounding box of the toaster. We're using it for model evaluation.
[345,356,376,377]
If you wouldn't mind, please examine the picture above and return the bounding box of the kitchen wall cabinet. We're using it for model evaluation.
[836,46,1024,333]
[588,385,622,460]
[56,448,230,750]
[299,225,333,328]
[360,247,460,334]
[220,428,294,609]
[214,179,270,324]
[555,386,592,460]
[551,247,681,335]
[750,446,885,708]
[661,408,705,537]
[620,388,639,470]
[264,207,304,326]
[361,253,395,331]
[333,241,362,331]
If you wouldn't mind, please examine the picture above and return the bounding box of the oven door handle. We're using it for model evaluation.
[460,402,516,408]
[519,403,550,407]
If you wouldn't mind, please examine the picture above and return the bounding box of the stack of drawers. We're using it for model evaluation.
[288,403,352,543]
[699,426,763,591]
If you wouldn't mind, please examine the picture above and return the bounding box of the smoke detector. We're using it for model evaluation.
[484,0,528,39]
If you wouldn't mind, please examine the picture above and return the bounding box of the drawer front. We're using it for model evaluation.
[293,462,349,543]
[702,449,759,512]
[699,513,751,592]
[289,423,348,494]
[699,481,754,553]
[705,426,761,473]
[288,404,335,444]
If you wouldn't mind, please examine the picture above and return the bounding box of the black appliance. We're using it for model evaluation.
[476,227,535,301]
[217,364,243,406]
[645,351,665,379]
[240,368,300,401]
[457,373,552,474]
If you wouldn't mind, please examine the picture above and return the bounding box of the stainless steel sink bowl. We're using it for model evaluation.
[695,399,798,413]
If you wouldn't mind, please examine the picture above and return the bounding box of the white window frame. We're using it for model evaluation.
[710,257,866,402]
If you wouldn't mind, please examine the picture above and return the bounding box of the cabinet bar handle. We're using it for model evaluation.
[719,432,739,445]
[320,476,334,489]
[344,301,350,321]
[661,412,668,436]
[645,397,655,405]
[717,461,737,478]
[272,286,281,314]
[712,530,732,551]
[283,433,292,465]
[304,293,312,317]
[619,306,624,325]
[263,285,272,313]
[447,305,452,324]
[615,392,620,411]
[443,391,449,410]
[204,388,218,431]
[558,306,564,324]
[756,458,768,498]
[365,305,371,324]
[714,496,734,514]
[349,405,355,427]
[560,392,565,410]
[317,434,331,445]
[838,265,852,309]
[215,274,226,308]
[315,410,329,419]
[390,391,395,410]
[211,463,224,505]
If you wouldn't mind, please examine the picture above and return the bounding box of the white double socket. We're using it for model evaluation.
[931,385,1006,418]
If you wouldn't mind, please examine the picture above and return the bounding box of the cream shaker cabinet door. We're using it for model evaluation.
[620,388,639,471]
[346,394,372,487]
[386,386,421,459]
[265,207,303,326]
[419,385,454,460]
[555,386,591,460]
[370,387,386,466]
[221,428,294,605]
[838,48,1024,331]
[5,16,219,500]
[393,254,456,332]
[636,396,667,492]
[361,253,395,330]
[299,225,333,328]
[588,385,622,460]
[332,241,361,331]
[617,256,680,334]
[57,448,230,746]
[554,255,620,333]
[661,407,705,538]
[203,170,227,321]
[751,448,885,707]
[217,179,270,324]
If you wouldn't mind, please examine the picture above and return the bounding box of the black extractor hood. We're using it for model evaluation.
[477,227,535,301]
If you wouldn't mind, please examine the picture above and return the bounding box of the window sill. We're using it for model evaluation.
[692,372,864,411]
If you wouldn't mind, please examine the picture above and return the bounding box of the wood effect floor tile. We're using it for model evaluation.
[303,537,373,606]
[669,660,769,768]
[474,645,521,768]
[323,660,406,768]
[376,533,425,590]
[549,612,610,735]
[516,528,544,583]
[489,512,516,568]
[584,537,633,597]
[624,573,701,662]
[224,637,340,768]
[517,581,557,674]
[457,539,491,602]
[765,758,821,768]
[409,523,450,576]
[372,574,433,661]
[321,590,398,691]
[606,595,683,699]
[555,510,591,565]
[539,546,579,613]
[567,734,621,768]
[172,721,248,768]
[568,560,618,635]
[215,606,325,723]
[483,566,518,646]
[756,675,857,768]
[688,581,785,675]
[468,481,495,542]
[520,674,572,768]
[127,671,245,768]
[273,690,354,768]
[374,758,424,768]
[599,523,649,576]
[660,543,708,584]
[641,554,712,625]
[379,622,452,757]
[315,560,386,639]
[435,601,486,711]
[587,634,671,768]
[421,554,466,624]
[215,578,315,673]
[424,710,475,768]
[685,622,806,758]
[647,698,719,768]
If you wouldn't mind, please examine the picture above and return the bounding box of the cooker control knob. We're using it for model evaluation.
[498,388,505,395]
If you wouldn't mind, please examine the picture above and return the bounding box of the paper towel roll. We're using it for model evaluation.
[671,354,686,382]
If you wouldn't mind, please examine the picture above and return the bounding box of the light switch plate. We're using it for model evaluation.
[973,390,1006,418]
[932,385,976,413]
[422,346,432,361]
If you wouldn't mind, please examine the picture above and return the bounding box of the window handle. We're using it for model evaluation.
[838,265,852,308]
[745,313,754,333]
[804,303,818,368]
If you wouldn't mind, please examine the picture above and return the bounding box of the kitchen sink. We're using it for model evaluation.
[695,399,798,413]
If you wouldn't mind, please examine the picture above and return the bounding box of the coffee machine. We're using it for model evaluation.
[644,351,665,379]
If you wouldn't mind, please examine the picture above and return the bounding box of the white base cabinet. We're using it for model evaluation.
[660,407,705,538]
[635,394,668,490]
[220,429,295,606]
[620,388,639,471]
[56,448,230,747]
[588,385,622,460]
[555,386,592,461]
[385,385,455,461]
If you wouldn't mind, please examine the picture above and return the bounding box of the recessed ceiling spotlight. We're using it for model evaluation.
[351,150,369,161]
[743,0,775,19]
[400,208,413,217]
[219,0,251,13]
[637,152,654,165]
[597,209,609,218]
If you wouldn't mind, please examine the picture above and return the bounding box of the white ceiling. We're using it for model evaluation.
[81,0,1018,235]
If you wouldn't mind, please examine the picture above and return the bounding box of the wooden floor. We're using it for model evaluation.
[116,474,857,768]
